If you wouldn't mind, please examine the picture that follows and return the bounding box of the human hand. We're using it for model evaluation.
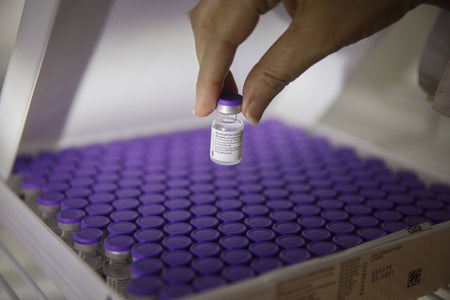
[189,0,426,125]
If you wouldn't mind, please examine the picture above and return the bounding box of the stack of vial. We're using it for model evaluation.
[10,120,450,299]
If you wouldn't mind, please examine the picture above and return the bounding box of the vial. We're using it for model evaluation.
[210,93,244,165]
[37,192,65,233]
[103,235,134,298]
[72,228,105,277]
[56,209,86,249]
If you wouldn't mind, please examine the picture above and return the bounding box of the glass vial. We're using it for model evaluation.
[210,93,244,165]
[103,235,134,298]
[73,228,105,277]
[56,209,86,249]
[37,192,65,233]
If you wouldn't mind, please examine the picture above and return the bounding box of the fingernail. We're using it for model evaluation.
[192,108,197,116]
[246,101,260,126]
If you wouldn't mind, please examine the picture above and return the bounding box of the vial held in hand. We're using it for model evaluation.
[210,93,244,165]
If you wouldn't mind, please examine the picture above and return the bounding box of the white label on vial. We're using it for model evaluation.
[106,275,129,297]
[210,127,243,163]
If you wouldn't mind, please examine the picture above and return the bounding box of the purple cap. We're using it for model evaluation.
[215,189,240,200]
[215,199,242,211]
[244,216,273,229]
[222,266,255,283]
[162,250,192,267]
[131,243,163,260]
[307,241,338,257]
[351,215,379,228]
[88,193,115,204]
[298,216,326,228]
[249,242,279,257]
[321,210,349,222]
[193,276,227,292]
[131,258,163,277]
[302,228,332,242]
[139,194,166,204]
[218,222,247,236]
[396,205,424,216]
[345,204,372,215]
[287,183,311,194]
[56,209,85,224]
[163,210,192,223]
[164,199,191,211]
[374,210,403,222]
[269,211,298,223]
[312,189,337,199]
[165,189,190,199]
[326,222,355,235]
[80,215,110,230]
[367,199,394,210]
[221,249,252,266]
[246,228,276,242]
[115,188,141,199]
[334,184,359,195]
[37,192,65,206]
[279,248,311,265]
[381,221,409,233]
[136,216,165,229]
[85,204,113,216]
[264,189,290,200]
[240,194,266,204]
[190,184,214,194]
[317,199,343,210]
[339,195,365,204]
[215,179,237,188]
[190,216,219,229]
[357,227,386,241]
[190,228,220,242]
[42,182,70,193]
[103,235,134,253]
[239,184,263,194]
[242,205,270,216]
[275,235,305,249]
[65,188,91,198]
[163,222,193,236]
[70,178,94,188]
[332,234,363,249]
[272,222,301,236]
[266,200,293,211]
[251,257,283,274]
[294,205,321,216]
[217,211,245,223]
[106,221,137,236]
[289,194,315,205]
[96,173,119,183]
[72,228,103,245]
[162,267,195,284]
[134,229,164,243]
[190,242,221,258]
[128,277,162,297]
[426,210,450,223]
[192,257,224,275]
[60,198,89,211]
[216,93,242,111]
[410,190,436,200]
[359,189,386,199]
[110,210,139,223]
[166,179,190,189]
[163,236,193,251]
[112,198,140,211]
[190,194,216,205]
[219,236,249,250]
[21,176,46,190]
[416,199,445,210]
[190,205,217,218]
[387,195,414,205]
[404,215,432,226]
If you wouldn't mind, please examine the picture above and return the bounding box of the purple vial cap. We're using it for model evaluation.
[219,235,250,250]
[272,222,302,235]
[357,227,386,241]
[264,189,290,200]
[158,285,194,300]
[298,216,326,228]
[131,258,163,277]
[360,189,386,199]
[367,199,394,210]
[249,242,280,257]
[193,276,226,292]
[163,267,195,284]
[85,204,113,216]
[294,205,321,216]
[321,210,349,222]
[307,241,338,257]
[381,221,409,233]
[221,249,252,266]
[115,188,141,199]
[239,183,264,194]
[37,192,65,206]
[88,193,115,204]
[242,205,270,216]
[215,199,242,211]
[317,199,343,210]
[217,93,242,106]
[387,195,414,205]
[190,205,218,217]
[266,200,293,211]
[107,222,137,236]
[134,229,164,243]
[165,188,190,199]
[374,210,403,222]
[240,194,266,204]
[302,228,332,242]
[70,178,94,188]
[312,189,337,199]
[345,204,372,215]
[190,216,219,229]
[190,242,221,258]
[60,198,88,211]
[192,257,224,275]
[222,266,255,283]
[396,205,424,216]
[136,216,165,229]
[112,198,140,211]
[215,189,240,200]
[245,216,273,229]
[275,235,305,249]
[289,194,315,205]
[218,222,247,236]
[351,215,380,228]
[162,250,192,267]
[279,248,311,265]
[251,257,283,274]
[404,215,432,226]
[56,209,85,224]
[21,176,46,189]
[190,228,220,242]
[269,211,298,223]
[128,277,162,297]
[65,188,91,198]
[72,228,103,245]
[217,211,245,223]
[42,182,69,193]
[165,199,191,210]
[131,243,163,260]
[163,210,192,223]
[426,210,450,223]
[190,194,216,205]
[332,234,363,249]
[103,235,134,252]
[326,222,355,235]
[163,222,193,236]
[110,210,139,223]
[416,199,445,210]
[80,215,110,230]
[246,228,276,242]
[139,194,166,204]
[339,195,365,204]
